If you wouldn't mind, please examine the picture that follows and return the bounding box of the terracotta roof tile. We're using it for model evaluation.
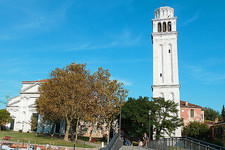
[180,100,202,108]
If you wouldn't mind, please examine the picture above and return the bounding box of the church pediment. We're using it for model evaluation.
[8,100,20,106]
[7,95,21,107]
[20,83,41,94]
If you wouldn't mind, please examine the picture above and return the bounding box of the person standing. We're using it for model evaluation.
[143,133,149,147]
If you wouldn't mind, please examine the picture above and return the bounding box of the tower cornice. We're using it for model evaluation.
[152,31,178,36]
[152,17,177,22]
[151,85,181,91]
[151,31,178,44]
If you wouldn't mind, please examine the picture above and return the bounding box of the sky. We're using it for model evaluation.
[0,0,224,112]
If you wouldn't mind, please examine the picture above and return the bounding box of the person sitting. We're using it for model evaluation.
[138,139,143,147]
[125,138,131,146]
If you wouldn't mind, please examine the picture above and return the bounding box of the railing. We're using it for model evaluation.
[101,133,123,150]
[148,137,225,150]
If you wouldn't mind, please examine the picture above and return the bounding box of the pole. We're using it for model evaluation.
[27,139,30,150]
[16,139,19,150]
[49,142,51,150]
[119,95,122,136]
[0,140,2,150]
[149,110,151,143]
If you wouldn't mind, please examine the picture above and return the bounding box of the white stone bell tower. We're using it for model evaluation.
[151,6,181,137]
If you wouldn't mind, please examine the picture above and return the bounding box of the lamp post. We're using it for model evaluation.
[149,110,151,142]
[118,87,124,136]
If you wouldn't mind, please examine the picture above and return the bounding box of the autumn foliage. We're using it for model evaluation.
[36,63,128,141]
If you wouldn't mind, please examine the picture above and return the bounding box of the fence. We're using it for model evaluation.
[0,139,56,150]
[148,137,225,150]
[100,133,123,150]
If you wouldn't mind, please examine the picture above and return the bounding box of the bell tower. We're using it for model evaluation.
[151,6,181,137]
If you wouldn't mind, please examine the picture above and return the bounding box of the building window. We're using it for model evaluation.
[163,22,166,32]
[190,109,194,118]
[160,73,162,77]
[169,49,171,53]
[170,93,174,101]
[10,119,15,130]
[158,22,162,32]
[168,22,172,32]
[201,114,203,120]
[160,93,164,98]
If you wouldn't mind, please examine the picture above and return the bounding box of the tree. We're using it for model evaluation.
[121,97,151,141]
[151,97,183,140]
[93,67,128,144]
[204,107,221,121]
[36,63,95,141]
[183,121,210,140]
[30,115,37,131]
[221,105,225,121]
[0,109,13,131]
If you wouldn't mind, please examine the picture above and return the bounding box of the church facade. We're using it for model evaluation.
[151,6,181,137]
[6,79,49,132]
[6,79,108,138]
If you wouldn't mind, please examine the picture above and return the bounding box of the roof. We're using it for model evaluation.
[180,100,203,108]
[213,121,225,126]
[204,121,215,125]
[21,79,48,83]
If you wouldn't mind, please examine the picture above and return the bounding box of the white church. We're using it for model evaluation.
[7,6,182,137]
[6,79,51,133]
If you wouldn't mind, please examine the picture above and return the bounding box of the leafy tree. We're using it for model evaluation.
[151,97,183,140]
[183,121,210,140]
[36,63,95,141]
[121,97,151,141]
[121,97,183,140]
[0,109,13,131]
[221,105,225,121]
[204,107,221,121]
[93,67,128,144]
[30,115,37,131]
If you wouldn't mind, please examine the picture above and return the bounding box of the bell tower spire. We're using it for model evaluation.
[151,6,181,137]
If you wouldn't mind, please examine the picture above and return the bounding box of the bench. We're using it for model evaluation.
[3,136,11,140]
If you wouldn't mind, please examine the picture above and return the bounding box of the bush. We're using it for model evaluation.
[183,121,210,140]
[18,130,22,133]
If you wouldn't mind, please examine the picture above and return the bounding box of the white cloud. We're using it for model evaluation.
[182,11,200,26]
[111,76,132,86]
[185,64,225,85]
[67,30,141,51]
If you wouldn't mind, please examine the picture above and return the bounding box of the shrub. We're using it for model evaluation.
[183,121,210,140]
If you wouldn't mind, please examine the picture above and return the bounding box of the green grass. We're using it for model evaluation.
[0,131,95,148]
[77,136,106,145]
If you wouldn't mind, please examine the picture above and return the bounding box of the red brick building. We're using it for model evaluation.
[180,100,204,126]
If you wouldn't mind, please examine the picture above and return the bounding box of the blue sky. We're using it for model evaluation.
[0,0,224,112]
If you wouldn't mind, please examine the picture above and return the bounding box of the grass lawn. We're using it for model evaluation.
[0,131,95,148]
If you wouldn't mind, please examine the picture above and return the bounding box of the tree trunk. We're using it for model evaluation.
[75,118,79,143]
[59,121,63,138]
[89,124,94,142]
[107,121,111,144]
[50,122,56,135]
[64,120,71,141]
[41,124,45,134]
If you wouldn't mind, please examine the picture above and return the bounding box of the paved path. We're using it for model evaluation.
[120,146,155,150]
